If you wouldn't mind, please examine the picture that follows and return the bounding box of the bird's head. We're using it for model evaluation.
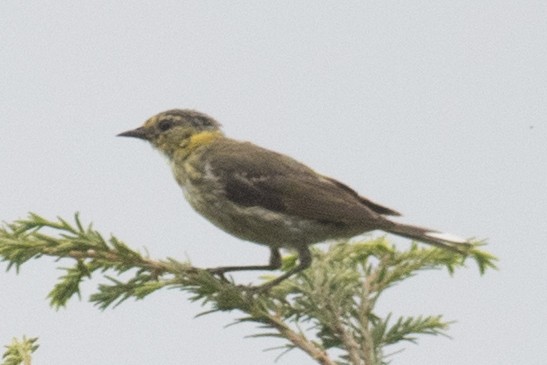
[118,109,223,158]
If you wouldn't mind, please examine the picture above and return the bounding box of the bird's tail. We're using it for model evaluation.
[385,221,471,253]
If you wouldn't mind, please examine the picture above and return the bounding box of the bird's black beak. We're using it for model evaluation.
[117,127,149,140]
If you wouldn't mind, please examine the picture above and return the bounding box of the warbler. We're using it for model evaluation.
[118,109,470,289]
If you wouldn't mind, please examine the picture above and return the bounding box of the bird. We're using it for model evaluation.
[118,109,470,290]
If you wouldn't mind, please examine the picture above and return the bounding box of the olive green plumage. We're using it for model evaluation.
[119,109,470,289]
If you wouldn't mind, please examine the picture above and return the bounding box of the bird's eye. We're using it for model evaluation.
[158,120,174,131]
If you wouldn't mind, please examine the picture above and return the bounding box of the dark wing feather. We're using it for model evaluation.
[324,177,401,216]
[210,139,398,224]
[224,174,285,212]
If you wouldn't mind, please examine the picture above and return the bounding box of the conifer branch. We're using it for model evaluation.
[1,337,38,365]
[0,213,497,364]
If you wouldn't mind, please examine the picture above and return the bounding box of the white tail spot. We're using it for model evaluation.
[426,231,468,244]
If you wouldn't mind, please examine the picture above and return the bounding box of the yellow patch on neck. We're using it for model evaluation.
[185,131,223,152]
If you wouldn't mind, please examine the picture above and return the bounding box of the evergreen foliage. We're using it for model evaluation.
[0,214,496,365]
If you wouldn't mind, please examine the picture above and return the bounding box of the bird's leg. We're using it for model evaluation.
[208,246,312,290]
[255,246,312,291]
[207,247,282,276]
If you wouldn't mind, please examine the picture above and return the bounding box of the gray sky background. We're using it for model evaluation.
[1,2,546,364]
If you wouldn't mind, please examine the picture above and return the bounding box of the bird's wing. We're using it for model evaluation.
[208,140,399,225]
